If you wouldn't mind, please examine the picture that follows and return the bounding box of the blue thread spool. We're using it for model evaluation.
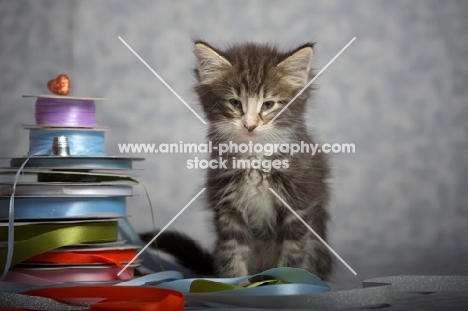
[28,128,106,156]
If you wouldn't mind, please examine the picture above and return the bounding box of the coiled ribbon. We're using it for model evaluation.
[22,286,184,311]
[24,247,138,266]
[5,266,134,283]
[2,246,138,284]
[0,184,132,196]
[28,129,106,156]
[35,97,97,127]
[9,157,134,169]
[0,170,146,281]
[0,220,119,271]
[0,196,126,220]
[118,268,330,309]
[154,267,330,293]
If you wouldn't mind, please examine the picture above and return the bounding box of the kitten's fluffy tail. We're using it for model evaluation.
[140,230,215,276]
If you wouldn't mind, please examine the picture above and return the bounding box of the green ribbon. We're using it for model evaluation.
[190,275,290,293]
[0,221,118,271]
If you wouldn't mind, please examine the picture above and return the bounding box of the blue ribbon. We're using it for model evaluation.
[118,267,330,308]
[9,157,134,169]
[153,267,330,294]
[0,196,126,220]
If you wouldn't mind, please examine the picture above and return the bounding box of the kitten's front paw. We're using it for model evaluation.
[309,240,333,280]
[216,262,249,278]
[214,241,250,277]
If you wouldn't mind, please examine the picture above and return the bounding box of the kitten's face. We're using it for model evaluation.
[194,42,314,143]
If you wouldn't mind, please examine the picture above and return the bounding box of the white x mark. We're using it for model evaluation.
[269,37,356,124]
[118,36,207,125]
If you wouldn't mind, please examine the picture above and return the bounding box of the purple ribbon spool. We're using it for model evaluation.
[35,97,97,127]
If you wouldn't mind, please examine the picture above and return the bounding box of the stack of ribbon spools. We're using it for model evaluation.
[0,74,144,286]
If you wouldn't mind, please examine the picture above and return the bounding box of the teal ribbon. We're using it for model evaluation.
[154,267,330,295]
[2,150,49,281]
[0,196,126,220]
[119,267,330,308]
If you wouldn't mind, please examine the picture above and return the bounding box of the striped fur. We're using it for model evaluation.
[193,41,333,279]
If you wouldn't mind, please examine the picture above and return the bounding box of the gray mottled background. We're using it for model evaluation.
[0,0,467,286]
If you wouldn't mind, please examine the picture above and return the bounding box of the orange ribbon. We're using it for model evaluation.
[25,249,136,266]
[22,286,184,311]
[23,249,137,278]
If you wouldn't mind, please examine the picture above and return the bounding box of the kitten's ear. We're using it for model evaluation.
[277,44,314,88]
[194,42,231,84]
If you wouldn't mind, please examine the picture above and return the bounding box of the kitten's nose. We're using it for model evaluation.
[244,123,257,132]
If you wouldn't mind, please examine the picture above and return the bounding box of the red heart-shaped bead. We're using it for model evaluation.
[47,74,71,95]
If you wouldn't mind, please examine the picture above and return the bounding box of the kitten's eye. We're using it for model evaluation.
[230,99,242,110]
[262,101,275,110]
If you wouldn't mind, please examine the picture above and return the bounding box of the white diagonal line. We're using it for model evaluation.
[268,188,357,276]
[117,188,206,276]
[269,37,356,124]
[118,36,207,125]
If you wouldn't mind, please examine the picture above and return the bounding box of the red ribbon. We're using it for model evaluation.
[26,249,136,265]
[24,249,137,278]
[22,286,184,311]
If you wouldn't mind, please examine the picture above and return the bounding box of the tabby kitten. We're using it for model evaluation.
[144,41,332,279]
